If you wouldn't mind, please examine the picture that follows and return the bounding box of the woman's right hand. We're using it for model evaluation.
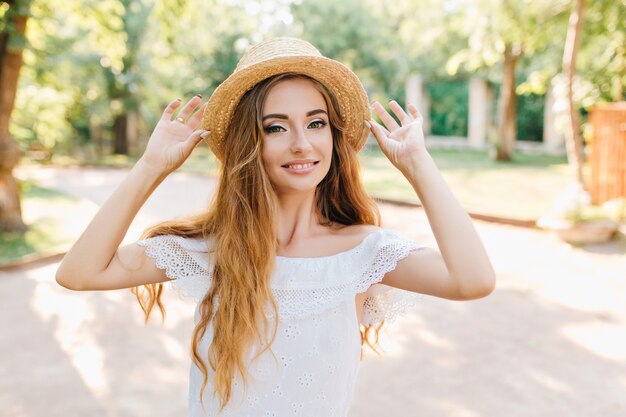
[139,95,209,176]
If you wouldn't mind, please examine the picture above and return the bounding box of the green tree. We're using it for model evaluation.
[446,0,569,161]
[559,0,625,189]
[577,0,625,103]
[562,0,585,187]
[0,0,31,232]
[13,0,261,160]
[290,0,400,98]
[97,0,153,155]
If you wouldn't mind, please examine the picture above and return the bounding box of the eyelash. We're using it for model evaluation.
[263,120,327,134]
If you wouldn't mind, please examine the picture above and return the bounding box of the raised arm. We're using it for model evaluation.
[366,100,496,300]
[55,96,208,291]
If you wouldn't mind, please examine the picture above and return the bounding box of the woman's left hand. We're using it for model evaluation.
[366,100,428,173]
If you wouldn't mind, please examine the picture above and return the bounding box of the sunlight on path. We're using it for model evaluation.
[30,263,110,398]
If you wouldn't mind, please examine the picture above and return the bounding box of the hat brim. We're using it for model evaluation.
[202,55,371,162]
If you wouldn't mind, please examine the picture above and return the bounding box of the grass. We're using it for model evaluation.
[0,179,99,265]
[361,146,571,221]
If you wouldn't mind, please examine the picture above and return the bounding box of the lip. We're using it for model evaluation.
[281,159,318,166]
[281,160,319,174]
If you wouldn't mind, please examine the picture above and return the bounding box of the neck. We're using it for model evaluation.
[275,189,327,245]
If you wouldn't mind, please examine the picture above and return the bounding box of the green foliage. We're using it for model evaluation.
[7,0,624,162]
[425,76,544,141]
[446,0,569,81]
[203,32,248,92]
[428,80,469,137]
[516,93,544,142]
[11,0,264,157]
[1,0,32,26]
[1,0,32,51]
[563,201,625,223]
[291,0,401,99]
[578,0,626,102]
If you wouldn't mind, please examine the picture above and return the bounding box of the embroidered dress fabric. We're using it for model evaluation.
[137,229,424,417]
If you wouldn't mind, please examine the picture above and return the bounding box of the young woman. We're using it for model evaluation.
[56,37,495,417]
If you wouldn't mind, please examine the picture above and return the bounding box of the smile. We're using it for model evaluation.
[281,161,319,173]
[285,162,314,169]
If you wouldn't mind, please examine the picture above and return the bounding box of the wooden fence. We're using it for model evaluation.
[588,102,626,204]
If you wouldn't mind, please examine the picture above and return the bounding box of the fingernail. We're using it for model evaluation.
[364,120,371,128]
[195,94,202,98]
[200,131,210,138]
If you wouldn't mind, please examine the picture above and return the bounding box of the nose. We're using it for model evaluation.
[290,126,312,153]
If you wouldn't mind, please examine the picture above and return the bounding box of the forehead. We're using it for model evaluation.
[262,78,327,114]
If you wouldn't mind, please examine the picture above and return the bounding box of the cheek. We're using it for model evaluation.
[324,136,333,155]
[261,140,279,168]
[321,133,333,162]
[310,128,333,155]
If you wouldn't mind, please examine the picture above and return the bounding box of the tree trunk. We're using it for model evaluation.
[562,0,586,186]
[0,95,23,234]
[126,110,139,156]
[112,113,129,155]
[90,116,104,160]
[495,43,520,161]
[0,10,28,232]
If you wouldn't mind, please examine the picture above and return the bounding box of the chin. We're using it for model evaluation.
[271,166,330,194]
[274,182,322,195]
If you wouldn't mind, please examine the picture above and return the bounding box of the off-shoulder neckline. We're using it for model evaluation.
[275,228,384,261]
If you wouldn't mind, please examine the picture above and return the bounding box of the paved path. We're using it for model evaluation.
[2,165,625,417]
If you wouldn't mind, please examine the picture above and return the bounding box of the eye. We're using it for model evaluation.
[264,125,286,134]
[308,120,327,129]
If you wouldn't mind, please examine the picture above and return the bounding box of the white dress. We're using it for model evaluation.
[138,228,424,417]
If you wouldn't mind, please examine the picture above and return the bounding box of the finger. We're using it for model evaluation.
[181,129,209,156]
[368,118,394,151]
[372,101,400,131]
[173,95,203,122]
[389,100,413,125]
[161,98,183,120]
[378,119,391,136]
[407,103,423,124]
[366,118,391,136]
[369,118,391,137]
[187,102,208,129]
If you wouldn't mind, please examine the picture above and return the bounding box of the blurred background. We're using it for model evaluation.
[1,0,625,416]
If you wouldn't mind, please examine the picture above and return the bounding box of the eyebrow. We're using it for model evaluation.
[262,109,328,122]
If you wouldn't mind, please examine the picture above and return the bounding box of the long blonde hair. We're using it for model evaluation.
[132,74,384,413]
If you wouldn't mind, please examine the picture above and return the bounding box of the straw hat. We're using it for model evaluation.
[201,37,371,162]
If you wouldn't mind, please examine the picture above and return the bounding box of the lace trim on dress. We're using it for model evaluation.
[361,285,424,327]
[137,235,211,302]
[137,230,425,324]
[357,234,425,327]
[269,230,424,322]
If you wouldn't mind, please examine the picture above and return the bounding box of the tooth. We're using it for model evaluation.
[286,163,313,169]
